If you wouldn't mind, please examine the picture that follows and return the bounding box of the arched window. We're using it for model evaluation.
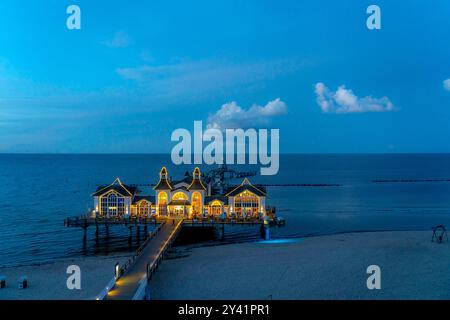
[108,193,117,207]
[158,191,168,216]
[234,191,259,217]
[192,192,202,215]
[173,192,188,201]
[100,192,125,217]
[138,200,149,216]
[158,192,168,205]
[210,200,222,216]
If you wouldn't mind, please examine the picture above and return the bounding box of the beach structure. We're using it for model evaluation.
[64,165,274,244]
[431,225,448,243]
[18,276,27,289]
[64,166,277,300]
[91,167,267,220]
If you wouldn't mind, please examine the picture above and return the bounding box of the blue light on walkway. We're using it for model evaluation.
[257,238,304,244]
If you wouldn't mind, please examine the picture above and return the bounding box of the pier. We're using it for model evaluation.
[63,165,277,299]
[65,216,266,300]
[107,219,183,300]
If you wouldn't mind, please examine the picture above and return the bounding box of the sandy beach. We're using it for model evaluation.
[151,230,450,300]
[1,230,449,300]
[0,254,132,300]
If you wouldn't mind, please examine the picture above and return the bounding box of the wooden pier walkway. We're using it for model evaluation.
[64,216,267,300]
[106,219,183,300]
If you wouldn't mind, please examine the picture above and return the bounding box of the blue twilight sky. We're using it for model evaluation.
[0,0,449,153]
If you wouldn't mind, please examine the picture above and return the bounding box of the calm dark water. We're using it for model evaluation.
[1,154,450,267]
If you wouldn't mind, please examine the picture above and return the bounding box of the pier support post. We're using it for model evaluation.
[260,224,265,239]
[145,283,151,300]
[128,226,133,246]
[82,225,88,247]
[265,226,270,240]
[136,226,141,241]
[105,220,109,238]
[221,223,225,240]
[95,224,99,239]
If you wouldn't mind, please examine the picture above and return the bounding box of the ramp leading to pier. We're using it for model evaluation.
[106,219,183,300]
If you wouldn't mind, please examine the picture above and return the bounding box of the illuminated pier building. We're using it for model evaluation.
[92,167,267,219]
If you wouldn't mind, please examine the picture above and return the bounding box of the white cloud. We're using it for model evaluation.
[443,79,450,91]
[102,31,131,48]
[206,98,287,129]
[314,82,395,114]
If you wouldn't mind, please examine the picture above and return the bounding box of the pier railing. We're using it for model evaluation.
[90,215,268,300]
[183,217,263,226]
[65,215,264,228]
[65,215,166,227]
[95,221,165,300]
[145,219,183,282]
[120,222,165,275]
[133,219,184,300]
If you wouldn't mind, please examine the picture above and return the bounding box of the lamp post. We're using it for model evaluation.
[264,217,270,240]
[115,263,121,280]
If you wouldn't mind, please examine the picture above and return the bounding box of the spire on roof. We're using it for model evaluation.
[154,166,173,190]
[188,167,206,191]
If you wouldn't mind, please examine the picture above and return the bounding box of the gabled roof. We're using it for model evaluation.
[204,195,229,205]
[92,178,136,197]
[132,195,155,205]
[226,178,266,197]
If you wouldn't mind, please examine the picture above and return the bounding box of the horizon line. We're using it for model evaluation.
[1,152,450,155]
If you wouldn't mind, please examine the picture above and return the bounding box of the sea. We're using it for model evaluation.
[1,154,450,267]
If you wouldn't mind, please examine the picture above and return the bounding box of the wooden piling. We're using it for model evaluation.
[82,225,88,245]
